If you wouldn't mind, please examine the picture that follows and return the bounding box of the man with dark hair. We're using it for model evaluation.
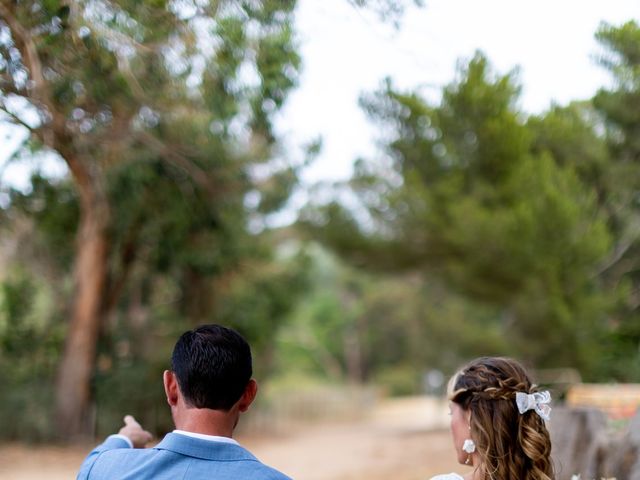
[77,324,291,480]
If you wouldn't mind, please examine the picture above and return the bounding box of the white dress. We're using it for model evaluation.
[430,474,464,480]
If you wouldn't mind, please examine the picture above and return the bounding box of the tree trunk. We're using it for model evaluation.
[54,179,110,440]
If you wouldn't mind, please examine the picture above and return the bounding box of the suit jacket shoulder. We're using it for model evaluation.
[77,432,292,480]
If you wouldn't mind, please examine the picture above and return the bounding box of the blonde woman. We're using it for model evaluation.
[431,357,554,480]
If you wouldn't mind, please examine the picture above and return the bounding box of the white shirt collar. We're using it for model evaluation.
[172,429,240,446]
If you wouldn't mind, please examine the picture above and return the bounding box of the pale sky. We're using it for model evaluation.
[275,0,640,185]
[2,0,639,196]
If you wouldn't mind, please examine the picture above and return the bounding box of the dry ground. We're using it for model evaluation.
[0,396,466,480]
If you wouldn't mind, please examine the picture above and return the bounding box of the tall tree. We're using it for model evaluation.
[529,21,640,379]
[0,0,300,438]
[303,53,612,373]
[591,21,640,379]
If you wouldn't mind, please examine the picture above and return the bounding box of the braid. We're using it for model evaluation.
[450,357,555,480]
[474,378,531,401]
[518,414,553,480]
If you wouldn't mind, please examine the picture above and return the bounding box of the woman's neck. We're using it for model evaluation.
[463,463,483,480]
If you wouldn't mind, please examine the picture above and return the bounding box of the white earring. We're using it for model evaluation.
[462,438,475,465]
[462,438,476,453]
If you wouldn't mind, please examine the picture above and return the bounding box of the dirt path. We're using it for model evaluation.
[0,397,464,480]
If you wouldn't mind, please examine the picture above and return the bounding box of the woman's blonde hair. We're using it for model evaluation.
[450,357,554,480]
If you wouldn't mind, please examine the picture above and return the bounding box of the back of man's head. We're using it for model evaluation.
[171,324,253,411]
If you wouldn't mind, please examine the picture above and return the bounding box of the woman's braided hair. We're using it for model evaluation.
[450,357,554,480]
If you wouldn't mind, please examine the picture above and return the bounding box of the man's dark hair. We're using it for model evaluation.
[171,324,253,410]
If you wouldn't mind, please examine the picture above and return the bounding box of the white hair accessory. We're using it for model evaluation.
[515,391,551,421]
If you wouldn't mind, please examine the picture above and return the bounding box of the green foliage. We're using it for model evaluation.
[216,247,311,376]
[589,20,640,381]
[303,50,619,377]
[273,244,510,395]
[2,6,640,447]
[0,0,307,440]
[4,174,79,269]
[0,267,65,440]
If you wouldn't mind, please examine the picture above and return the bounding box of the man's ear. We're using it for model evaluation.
[163,370,179,407]
[237,379,258,413]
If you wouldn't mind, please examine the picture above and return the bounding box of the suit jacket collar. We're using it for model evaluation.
[154,432,258,462]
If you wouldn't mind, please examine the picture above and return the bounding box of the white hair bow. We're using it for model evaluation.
[515,391,551,421]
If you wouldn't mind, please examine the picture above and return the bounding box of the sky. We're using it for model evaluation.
[274,0,640,185]
[1,0,639,194]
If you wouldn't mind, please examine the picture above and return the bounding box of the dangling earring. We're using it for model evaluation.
[462,438,475,464]
[463,421,475,465]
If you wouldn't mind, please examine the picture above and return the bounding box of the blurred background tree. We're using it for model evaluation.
[590,21,640,380]
[1,0,639,444]
[0,0,304,439]
[272,244,508,395]
[300,21,640,384]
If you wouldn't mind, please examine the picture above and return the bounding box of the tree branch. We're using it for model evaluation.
[135,130,219,196]
[0,101,38,132]
[0,78,23,96]
[596,232,640,277]
[0,3,50,109]
[0,2,69,154]
[104,213,144,315]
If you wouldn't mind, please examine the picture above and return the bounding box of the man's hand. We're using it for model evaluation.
[118,415,153,448]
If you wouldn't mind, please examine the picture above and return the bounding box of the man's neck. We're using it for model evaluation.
[174,407,238,438]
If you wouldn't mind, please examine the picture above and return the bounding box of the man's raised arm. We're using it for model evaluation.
[76,415,152,480]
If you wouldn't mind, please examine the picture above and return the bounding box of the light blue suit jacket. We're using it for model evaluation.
[77,432,292,479]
